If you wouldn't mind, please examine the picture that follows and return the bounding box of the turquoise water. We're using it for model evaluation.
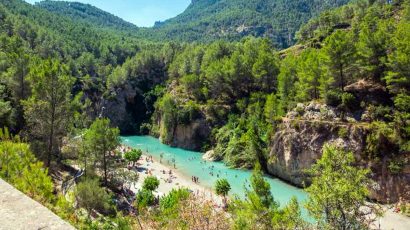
[122,136,309,218]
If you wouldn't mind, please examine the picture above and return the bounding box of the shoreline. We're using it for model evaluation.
[121,144,410,229]
[130,152,222,205]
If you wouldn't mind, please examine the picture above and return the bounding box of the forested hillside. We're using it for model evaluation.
[145,0,409,203]
[35,1,137,31]
[145,0,350,48]
[37,0,350,48]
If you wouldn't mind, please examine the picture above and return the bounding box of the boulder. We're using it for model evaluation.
[202,150,220,162]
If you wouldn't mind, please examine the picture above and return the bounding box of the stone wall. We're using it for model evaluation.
[0,179,74,230]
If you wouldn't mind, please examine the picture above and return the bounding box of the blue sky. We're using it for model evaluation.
[25,0,191,27]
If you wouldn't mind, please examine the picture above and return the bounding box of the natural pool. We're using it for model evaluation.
[122,135,310,218]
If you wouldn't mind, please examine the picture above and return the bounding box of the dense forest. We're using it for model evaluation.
[36,0,350,48]
[0,0,409,229]
[36,0,137,31]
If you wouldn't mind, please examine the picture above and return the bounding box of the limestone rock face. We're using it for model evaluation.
[105,84,140,134]
[158,118,211,151]
[202,150,222,161]
[172,119,210,151]
[267,102,410,203]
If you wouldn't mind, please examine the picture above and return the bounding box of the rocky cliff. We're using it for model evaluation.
[104,84,140,134]
[157,117,211,151]
[267,102,410,203]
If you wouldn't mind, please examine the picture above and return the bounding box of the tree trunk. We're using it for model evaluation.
[340,64,345,91]
[47,113,55,168]
[103,151,108,185]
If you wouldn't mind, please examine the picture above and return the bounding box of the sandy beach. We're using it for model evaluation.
[119,146,410,229]
[129,154,223,205]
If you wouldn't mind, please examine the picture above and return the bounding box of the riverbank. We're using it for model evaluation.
[122,137,410,229]
[129,153,222,206]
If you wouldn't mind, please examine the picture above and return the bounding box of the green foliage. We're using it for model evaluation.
[144,0,349,48]
[325,89,343,107]
[135,189,155,209]
[250,163,275,208]
[0,132,53,203]
[142,176,160,191]
[388,159,404,174]
[338,126,349,139]
[215,179,231,197]
[75,178,112,215]
[305,144,378,229]
[230,163,307,229]
[295,48,327,101]
[366,121,398,159]
[277,53,298,111]
[156,93,177,143]
[83,118,120,184]
[0,84,13,128]
[322,30,356,91]
[22,58,75,166]
[36,1,137,31]
[159,188,190,215]
[124,149,142,165]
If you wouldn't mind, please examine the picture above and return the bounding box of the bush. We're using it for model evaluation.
[0,135,54,203]
[142,176,160,191]
[75,178,112,215]
[135,189,155,209]
[388,160,404,174]
[177,101,201,124]
[338,127,349,139]
[215,179,231,197]
[124,149,142,165]
[139,123,151,134]
[325,90,342,107]
[341,92,357,111]
[160,188,190,213]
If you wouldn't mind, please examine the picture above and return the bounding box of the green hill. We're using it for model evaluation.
[35,0,137,31]
[147,0,350,48]
[35,0,350,48]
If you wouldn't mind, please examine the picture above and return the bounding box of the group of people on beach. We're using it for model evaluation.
[145,155,154,163]
[192,176,200,183]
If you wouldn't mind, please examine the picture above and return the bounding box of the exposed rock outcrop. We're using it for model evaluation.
[202,150,221,161]
[105,84,140,134]
[344,79,391,105]
[267,102,410,203]
[160,118,211,151]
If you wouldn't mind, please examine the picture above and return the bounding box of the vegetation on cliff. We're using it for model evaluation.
[152,0,410,171]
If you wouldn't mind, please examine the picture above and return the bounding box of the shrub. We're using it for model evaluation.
[160,188,190,213]
[135,189,155,209]
[139,123,151,134]
[325,90,342,107]
[338,126,349,139]
[75,178,112,215]
[388,160,404,174]
[341,92,357,111]
[0,134,54,203]
[124,149,142,165]
[142,176,160,191]
[215,179,231,198]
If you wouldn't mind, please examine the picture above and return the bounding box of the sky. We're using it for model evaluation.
[25,0,191,27]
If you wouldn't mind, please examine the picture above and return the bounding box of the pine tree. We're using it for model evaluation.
[22,59,74,167]
[83,118,120,185]
[323,30,356,91]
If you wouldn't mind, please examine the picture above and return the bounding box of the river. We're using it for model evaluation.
[122,135,310,218]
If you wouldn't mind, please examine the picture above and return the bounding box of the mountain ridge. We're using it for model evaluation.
[35,0,351,48]
[35,0,137,31]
